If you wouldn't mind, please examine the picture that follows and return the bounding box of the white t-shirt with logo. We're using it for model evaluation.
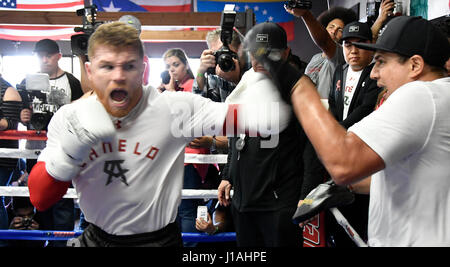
[39,85,228,235]
[342,68,362,119]
[26,73,72,150]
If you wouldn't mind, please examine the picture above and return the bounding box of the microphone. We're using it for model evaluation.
[160,70,170,84]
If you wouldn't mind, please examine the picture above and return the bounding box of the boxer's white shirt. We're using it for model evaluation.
[349,77,450,246]
[39,85,228,235]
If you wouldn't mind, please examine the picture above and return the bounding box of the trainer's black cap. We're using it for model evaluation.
[353,16,450,68]
[33,39,60,54]
[342,21,372,42]
[243,22,288,56]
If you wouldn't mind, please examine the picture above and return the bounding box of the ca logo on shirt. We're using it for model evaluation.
[104,160,129,186]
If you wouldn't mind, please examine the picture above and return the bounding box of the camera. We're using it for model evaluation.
[71,5,105,56]
[213,45,237,73]
[17,74,59,131]
[21,217,33,229]
[161,70,170,84]
[207,8,239,74]
[285,0,312,10]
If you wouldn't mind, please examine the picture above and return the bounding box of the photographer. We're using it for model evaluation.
[8,197,45,247]
[193,28,246,103]
[0,76,22,247]
[20,39,83,164]
[19,39,83,247]
[192,28,248,156]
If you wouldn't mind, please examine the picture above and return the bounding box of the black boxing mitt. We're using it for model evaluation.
[292,180,355,225]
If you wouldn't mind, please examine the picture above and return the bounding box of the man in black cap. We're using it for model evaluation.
[259,16,450,246]
[19,38,83,247]
[21,39,83,129]
[325,21,382,247]
[218,22,308,247]
[329,21,382,129]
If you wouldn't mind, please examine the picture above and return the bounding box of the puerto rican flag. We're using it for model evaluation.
[195,0,295,41]
[0,0,192,41]
[93,0,191,12]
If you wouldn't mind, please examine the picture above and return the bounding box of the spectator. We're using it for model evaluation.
[266,15,450,247]
[285,6,356,98]
[193,28,246,102]
[195,199,235,247]
[158,48,209,247]
[286,2,393,98]
[158,48,195,92]
[27,21,285,247]
[19,38,83,247]
[218,22,307,247]
[325,21,382,246]
[0,76,22,247]
[191,28,248,176]
[8,197,45,247]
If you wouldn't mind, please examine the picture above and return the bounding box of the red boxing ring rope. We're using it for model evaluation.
[0,130,47,141]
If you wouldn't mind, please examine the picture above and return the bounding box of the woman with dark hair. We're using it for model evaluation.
[159,48,212,247]
[158,48,195,93]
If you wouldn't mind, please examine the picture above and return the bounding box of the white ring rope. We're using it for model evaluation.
[0,131,365,247]
[329,208,368,247]
[0,186,223,200]
[0,148,228,163]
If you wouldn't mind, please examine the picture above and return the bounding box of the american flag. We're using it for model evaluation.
[0,0,83,11]
[0,0,84,41]
[0,0,192,41]
[195,0,295,41]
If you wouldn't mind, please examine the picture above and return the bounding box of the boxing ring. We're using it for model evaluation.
[0,130,366,246]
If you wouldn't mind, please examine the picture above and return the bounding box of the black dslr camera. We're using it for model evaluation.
[17,74,59,131]
[71,5,105,56]
[207,9,239,74]
[285,0,312,9]
[21,217,33,229]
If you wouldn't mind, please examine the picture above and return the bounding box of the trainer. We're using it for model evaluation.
[254,16,450,246]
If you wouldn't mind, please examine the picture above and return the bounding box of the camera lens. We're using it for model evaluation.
[217,53,235,72]
[31,113,52,131]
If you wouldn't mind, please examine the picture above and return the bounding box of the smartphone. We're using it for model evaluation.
[197,206,208,221]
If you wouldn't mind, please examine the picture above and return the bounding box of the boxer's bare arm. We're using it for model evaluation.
[290,76,384,185]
